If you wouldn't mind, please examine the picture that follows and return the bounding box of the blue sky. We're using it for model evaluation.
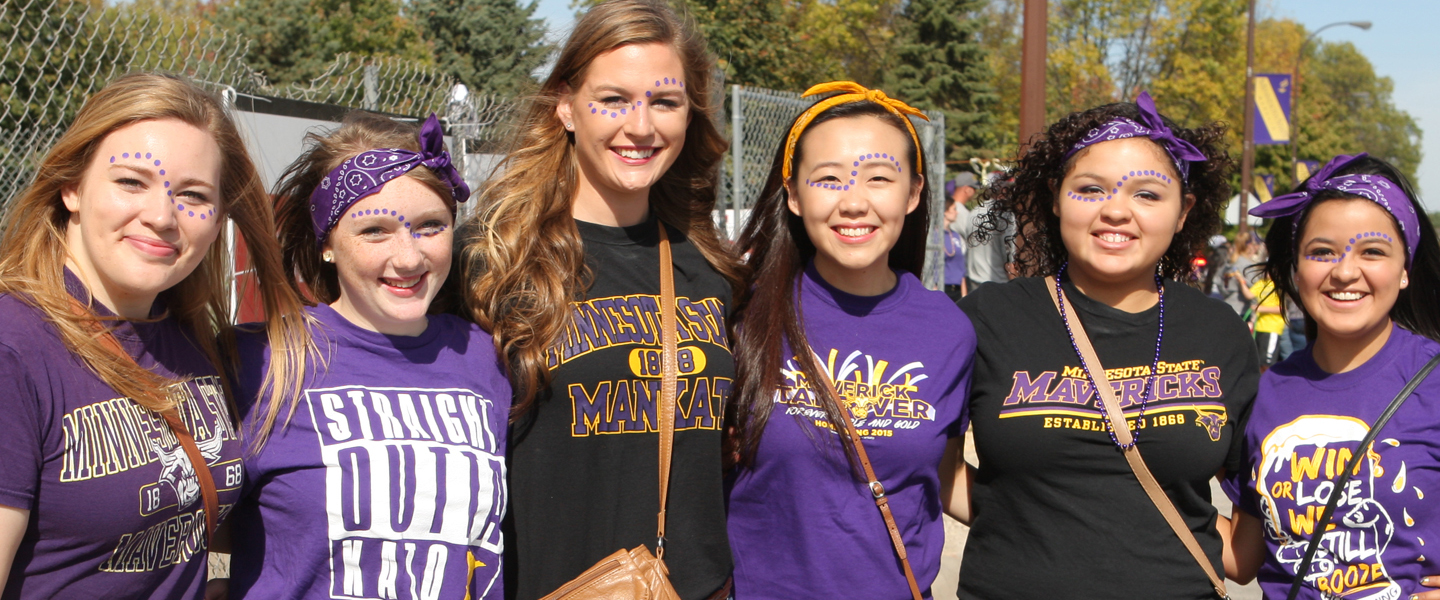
[529,0,1437,206]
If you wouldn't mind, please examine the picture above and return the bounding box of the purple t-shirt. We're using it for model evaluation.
[230,304,511,600]
[0,273,243,599]
[1229,324,1440,600]
[727,266,975,599]
[943,230,967,286]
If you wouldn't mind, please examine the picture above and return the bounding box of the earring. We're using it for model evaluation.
[565,122,573,131]
[322,250,334,263]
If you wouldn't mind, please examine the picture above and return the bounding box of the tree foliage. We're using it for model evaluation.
[684,0,819,89]
[212,0,434,86]
[886,0,997,161]
[412,0,551,97]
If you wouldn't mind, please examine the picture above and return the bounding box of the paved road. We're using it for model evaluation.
[929,434,1262,600]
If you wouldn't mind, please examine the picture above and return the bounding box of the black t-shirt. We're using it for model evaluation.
[507,218,734,600]
[957,277,1258,600]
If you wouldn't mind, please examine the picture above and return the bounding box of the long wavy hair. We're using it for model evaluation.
[729,101,931,469]
[1260,155,1440,342]
[458,0,745,420]
[973,100,1234,279]
[254,111,462,451]
[0,72,310,418]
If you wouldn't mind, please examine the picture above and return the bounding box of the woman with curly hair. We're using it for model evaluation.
[955,93,1258,599]
[455,0,742,598]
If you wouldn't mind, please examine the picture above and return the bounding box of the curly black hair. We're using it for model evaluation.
[972,101,1235,280]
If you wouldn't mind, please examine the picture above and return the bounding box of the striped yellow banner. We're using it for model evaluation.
[1254,76,1291,142]
[1254,176,1273,202]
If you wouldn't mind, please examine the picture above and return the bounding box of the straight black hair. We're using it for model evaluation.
[1261,155,1440,342]
[728,101,931,471]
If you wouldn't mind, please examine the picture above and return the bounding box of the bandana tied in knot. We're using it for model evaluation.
[1062,91,1206,183]
[310,113,470,246]
[782,81,929,180]
[1249,153,1420,267]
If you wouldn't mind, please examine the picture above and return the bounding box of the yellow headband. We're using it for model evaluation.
[781,81,930,180]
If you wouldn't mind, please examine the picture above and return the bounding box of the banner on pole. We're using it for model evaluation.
[1295,159,1320,182]
[1253,74,1292,145]
[1255,174,1275,203]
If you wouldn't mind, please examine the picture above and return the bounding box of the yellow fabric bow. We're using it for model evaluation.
[781,81,930,180]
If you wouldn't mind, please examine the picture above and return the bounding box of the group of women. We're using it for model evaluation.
[0,1,1438,599]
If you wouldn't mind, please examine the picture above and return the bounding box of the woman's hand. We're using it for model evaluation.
[1411,576,1440,600]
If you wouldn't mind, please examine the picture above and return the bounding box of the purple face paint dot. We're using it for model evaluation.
[853,162,859,167]
[610,113,617,118]
[398,215,404,221]
[164,181,170,188]
[144,153,151,159]
[680,81,684,88]
[187,211,194,217]
[159,169,165,176]
[1346,246,1352,252]
[177,204,185,210]
[1122,176,1128,181]
[898,167,902,172]
[621,109,627,114]
[849,180,855,185]
[200,214,207,220]
[1350,238,1357,244]
[109,156,115,163]
[405,222,411,229]
[636,101,642,106]
[588,103,593,107]
[167,190,172,197]
[656,80,661,87]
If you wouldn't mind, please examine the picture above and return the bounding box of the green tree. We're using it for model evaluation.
[212,0,433,86]
[886,0,998,161]
[686,0,821,89]
[412,0,551,97]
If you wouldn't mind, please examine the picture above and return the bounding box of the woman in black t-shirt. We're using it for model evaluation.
[954,93,1258,599]
[454,1,744,599]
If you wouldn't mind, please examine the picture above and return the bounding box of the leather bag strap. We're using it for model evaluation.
[1045,277,1229,599]
[655,222,679,559]
[66,297,219,545]
[815,375,924,600]
[1284,351,1440,600]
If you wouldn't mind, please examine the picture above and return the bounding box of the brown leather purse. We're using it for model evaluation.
[540,222,683,600]
[814,374,924,600]
[1044,277,1230,599]
[68,297,221,544]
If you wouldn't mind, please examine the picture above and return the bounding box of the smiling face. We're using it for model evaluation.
[1295,198,1408,345]
[61,118,224,318]
[325,176,453,336]
[1055,137,1192,292]
[786,115,922,295]
[557,42,690,219]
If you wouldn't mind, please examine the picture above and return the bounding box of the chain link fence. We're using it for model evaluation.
[0,0,472,210]
[718,85,948,289]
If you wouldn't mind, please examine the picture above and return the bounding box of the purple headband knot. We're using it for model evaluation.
[310,113,470,246]
[1249,153,1420,267]
[1063,91,1206,182]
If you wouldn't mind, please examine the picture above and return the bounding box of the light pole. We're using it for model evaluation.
[1290,20,1372,185]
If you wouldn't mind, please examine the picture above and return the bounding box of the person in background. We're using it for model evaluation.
[964,173,1012,293]
[0,73,309,599]
[1277,295,1307,360]
[1219,238,1256,316]
[1202,234,1229,299]
[943,189,969,302]
[1244,273,1286,369]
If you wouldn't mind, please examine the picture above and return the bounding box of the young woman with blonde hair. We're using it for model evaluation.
[0,72,308,599]
[456,0,743,597]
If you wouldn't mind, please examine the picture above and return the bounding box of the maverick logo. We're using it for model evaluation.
[775,347,937,438]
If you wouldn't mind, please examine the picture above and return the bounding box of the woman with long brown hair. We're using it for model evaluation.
[456,0,743,597]
[0,73,308,599]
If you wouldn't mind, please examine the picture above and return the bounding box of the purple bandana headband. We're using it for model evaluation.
[310,113,470,246]
[1062,91,1207,183]
[1249,153,1419,268]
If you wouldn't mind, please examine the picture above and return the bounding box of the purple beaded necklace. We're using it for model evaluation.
[1054,261,1165,449]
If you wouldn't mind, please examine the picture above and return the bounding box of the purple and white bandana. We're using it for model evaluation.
[1249,153,1420,267]
[309,113,470,246]
[1062,91,1207,183]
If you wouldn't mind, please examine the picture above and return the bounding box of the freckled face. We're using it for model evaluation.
[557,42,690,202]
[786,115,922,282]
[1055,137,1191,287]
[326,176,453,336]
[1295,199,1408,344]
[62,118,225,316]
